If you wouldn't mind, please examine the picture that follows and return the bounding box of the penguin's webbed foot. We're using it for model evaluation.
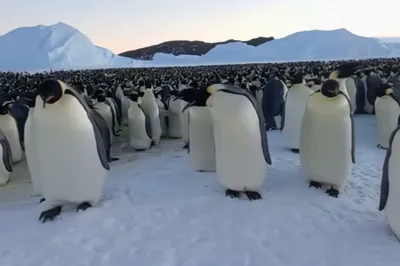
[225,189,240,199]
[108,157,119,162]
[77,202,92,212]
[182,143,189,149]
[326,188,339,198]
[291,148,300,154]
[245,191,262,200]
[39,198,46,203]
[309,181,322,189]
[39,206,62,223]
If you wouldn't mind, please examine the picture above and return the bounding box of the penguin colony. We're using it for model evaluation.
[0,57,400,239]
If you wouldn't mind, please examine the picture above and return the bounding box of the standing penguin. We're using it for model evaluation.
[31,80,109,223]
[140,83,162,145]
[300,79,354,198]
[94,92,118,144]
[262,76,285,131]
[0,130,13,185]
[281,73,313,153]
[379,124,400,240]
[179,88,216,172]
[127,92,152,151]
[207,84,271,200]
[375,83,400,149]
[0,104,22,163]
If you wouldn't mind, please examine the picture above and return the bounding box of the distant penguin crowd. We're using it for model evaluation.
[1,57,400,239]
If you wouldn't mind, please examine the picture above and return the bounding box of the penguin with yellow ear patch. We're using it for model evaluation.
[206,84,271,200]
[300,79,354,198]
[375,83,400,149]
[329,63,359,102]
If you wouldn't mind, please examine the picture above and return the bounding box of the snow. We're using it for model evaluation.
[0,115,399,266]
[0,22,145,72]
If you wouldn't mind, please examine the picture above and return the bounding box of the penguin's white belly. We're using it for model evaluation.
[0,145,11,185]
[375,97,400,148]
[385,136,400,238]
[142,95,162,144]
[189,107,215,172]
[96,104,114,144]
[122,97,131,118]
[345,78,357,113]
[128,105,151,150]
[24,111,43,194]
[300,111,352,190]
[213,119,267,191]
[0,116,22,163]
[36,113,106,204]
[363,77,374,113]
[282,92,310,149]
[168,99,183,138]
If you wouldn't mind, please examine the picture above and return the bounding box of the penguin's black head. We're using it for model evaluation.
[37,79,63,108]
[321,79,340,98]
[96,93,106,102]
[291,73,304,84]
[0,105,8,115]
[138,91,145,97]
[128,93,139,102]
[330,63,358,79]
[376,83,393,97]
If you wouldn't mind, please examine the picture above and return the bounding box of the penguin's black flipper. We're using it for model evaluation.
[182,143,189,150]
[245,191,262,200]
[77,202,92,212]
[39,206,62,223]
[225,189,240,198]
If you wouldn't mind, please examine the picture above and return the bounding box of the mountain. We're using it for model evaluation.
[119,37,274,60]
[149,29,397,66]
[0,23,399,72]
[0,22,144,72]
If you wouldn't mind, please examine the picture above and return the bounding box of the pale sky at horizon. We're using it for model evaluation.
[1,0,398,54]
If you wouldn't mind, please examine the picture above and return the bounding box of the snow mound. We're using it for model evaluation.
[0,22,143,71]
[152,29,397,65]
[0,116,400,266]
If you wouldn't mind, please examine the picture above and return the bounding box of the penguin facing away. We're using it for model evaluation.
[300,79,355,198]
[206,84,271,200]
[375,83,400,149]
[379,124,400,240]
[0,130,12,185]
[32,80,109,223]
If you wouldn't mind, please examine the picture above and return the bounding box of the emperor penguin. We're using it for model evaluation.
[0,104,23,163]
[281,74,313,153]
[154,89,169,138]
[168,95,184,138]
[345,76,358,113]
[379,124,400,240]
[140,84,162,145]
[24,98,44,199]
[127,92,152,151]
[206,84,272,200]
[375,83,400,149]
[0,130,13,185]
[94,93,117,144]
[329,63,358,99]
[32,80,109,223]
[300,79,355,198]
[179,88,216,172]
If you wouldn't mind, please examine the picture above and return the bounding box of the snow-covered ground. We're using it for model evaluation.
[0,115,399,266]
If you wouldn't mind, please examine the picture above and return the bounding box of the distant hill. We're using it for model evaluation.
[119,37,274,60]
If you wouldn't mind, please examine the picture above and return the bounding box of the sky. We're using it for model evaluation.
[0,0,399,54]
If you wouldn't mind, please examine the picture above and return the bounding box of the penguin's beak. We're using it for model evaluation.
[42,95,54,108]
